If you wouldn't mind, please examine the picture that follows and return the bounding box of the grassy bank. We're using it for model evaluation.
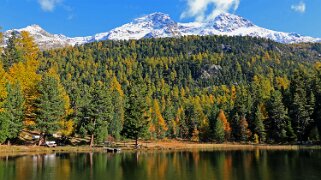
[0,140,320,156]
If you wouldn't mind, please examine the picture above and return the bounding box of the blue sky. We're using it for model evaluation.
[1,0,321,37]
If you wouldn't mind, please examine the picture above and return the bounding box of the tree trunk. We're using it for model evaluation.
[90,134,94,148]
[7,140,10,146]
[38,133,46,146]
[38,134,43,146]
[135,136,138,149]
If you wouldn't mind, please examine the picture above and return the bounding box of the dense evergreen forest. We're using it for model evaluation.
[1,31,321,146]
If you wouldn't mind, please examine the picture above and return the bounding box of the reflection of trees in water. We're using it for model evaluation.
[0,150,320,180]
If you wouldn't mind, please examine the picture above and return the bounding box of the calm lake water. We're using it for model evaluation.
[0,150,320,180]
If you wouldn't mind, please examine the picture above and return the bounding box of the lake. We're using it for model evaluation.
[0,150,320,180]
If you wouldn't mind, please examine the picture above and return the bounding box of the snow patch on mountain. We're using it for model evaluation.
[2,12,320,50]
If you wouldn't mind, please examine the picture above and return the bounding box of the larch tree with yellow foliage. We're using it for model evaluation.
[6,31,41,126]
[217,110,231,140]
[151,99,168,139]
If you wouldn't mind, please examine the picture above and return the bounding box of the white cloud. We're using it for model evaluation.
[181,0,240,22]
[38,0,62,12]
[291,2,306,13]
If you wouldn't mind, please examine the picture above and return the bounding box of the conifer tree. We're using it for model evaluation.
[34,75,65,145]
[0,69,8,143]
[214,115,225,143]
[217,110,231,140]
[79,82,113,147]
[109,90,124,140]
[0,112,9,144]
[2,32,23,70]
[1,83,25,144]
[152,99,168,139]
[7,31,41,126]
[177,107,189,139]
[239,116,251,142]
[252,104,266,142]
[314,67,321,138]
[121,82,150,148]
[289,71,315,141]
[109,76,125,140]
[266,90,292,142]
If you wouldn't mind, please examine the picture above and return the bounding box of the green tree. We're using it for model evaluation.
[214,116,225,143]
[1,83,25,144]
[252,104,266,142]
[239,116,251,142]
[289,71,315,141]
[2,32,23,70]
[34,75,65,145]
[109,90,124,140]
[121,82,150,148]
[266,90,292,142]
[108,76,124,140]
[79,82,113,147]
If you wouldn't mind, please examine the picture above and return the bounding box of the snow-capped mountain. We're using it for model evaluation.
[2,24,92,49]
[2,12,320,50]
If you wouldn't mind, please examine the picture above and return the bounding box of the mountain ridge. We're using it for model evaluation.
[2,12,321,49]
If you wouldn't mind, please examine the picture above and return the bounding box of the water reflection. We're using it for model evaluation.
[0,150,320,180]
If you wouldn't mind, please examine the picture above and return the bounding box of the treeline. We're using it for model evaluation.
[0,31,321,146]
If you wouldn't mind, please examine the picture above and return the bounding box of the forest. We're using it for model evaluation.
[0,31,321,146]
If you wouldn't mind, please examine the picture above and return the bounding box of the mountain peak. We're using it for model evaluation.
[209,13,255,32]
[19,24,45,32]
[135,12,171,21]
[133,12,175,28]
[3,12,320,50]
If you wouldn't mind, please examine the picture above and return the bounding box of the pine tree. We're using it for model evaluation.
[253,104,266,142]
[34,75,65,145]
[289,70,314,141]
[177,107,189,139]
[239,116,251,142]
[0,112,9,144]
[109,76,125,140]
[109,90,124,140]
[163,100,176,138]
[231,113,240,141]
[2,32,23,70]
[214,115,225,143]
[79,82,113,147]
[266,90,292,142]
[121,82,150,148]
[314,67,321,138]
[2,83,25,144]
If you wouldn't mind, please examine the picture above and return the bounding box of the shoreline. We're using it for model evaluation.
[0,141,320,156]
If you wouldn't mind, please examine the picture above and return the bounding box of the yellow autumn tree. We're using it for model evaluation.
[217,110,231,139]
[110,76,124,96]
[7,32,41,125]
[152,99,168,139]
[0,63,7,111]
[275,76,290,90]
[17,31,39,62]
